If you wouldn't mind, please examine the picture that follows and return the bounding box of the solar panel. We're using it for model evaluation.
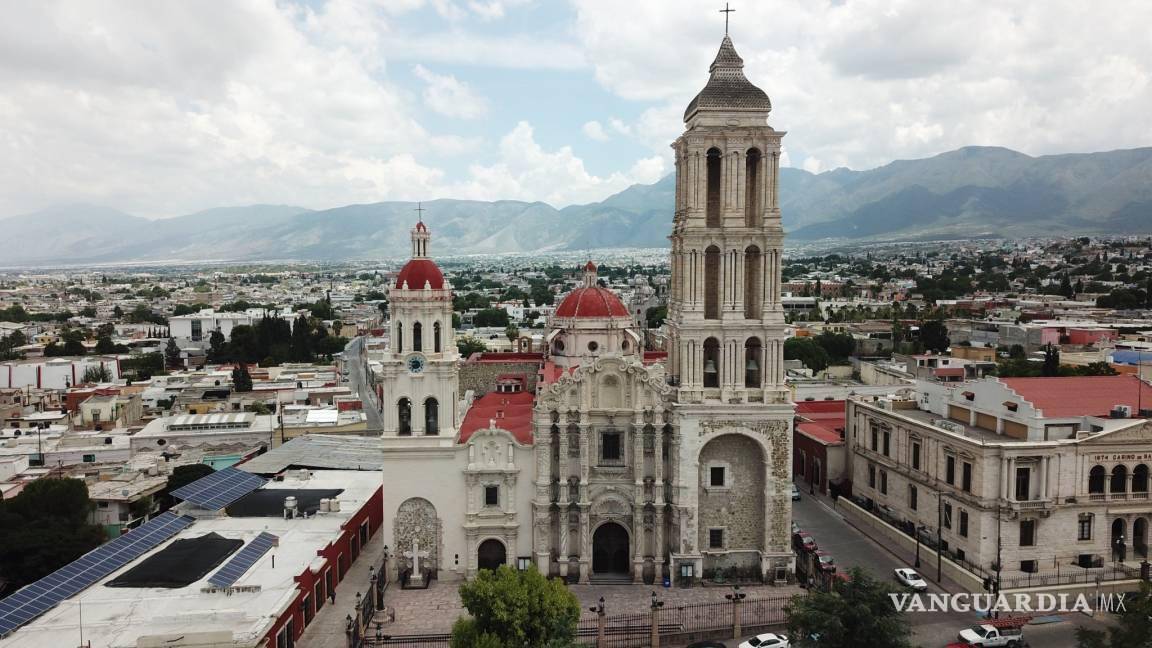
[0,512,195,638]
[171,466,266,510]
[207,532,278,589]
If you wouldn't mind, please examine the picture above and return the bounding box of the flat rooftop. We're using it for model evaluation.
[0,470,381,648]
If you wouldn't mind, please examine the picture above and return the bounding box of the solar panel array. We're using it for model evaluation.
[170,466,266,510]
[0,512,195,638]
[207,532,278,589]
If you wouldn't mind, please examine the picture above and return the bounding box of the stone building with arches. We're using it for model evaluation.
[380,32,797,586]
[846,375,1152,578]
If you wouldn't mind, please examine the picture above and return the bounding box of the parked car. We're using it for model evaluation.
[791,484,801,501]
[792,531,817,553]
[894,568,929,591]
[814,550,836,572]
[738,633,790,648]
[957,624,1024,647]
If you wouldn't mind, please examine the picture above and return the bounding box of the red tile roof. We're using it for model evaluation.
[395,258,445,290]
[999,375,1152,418]
[554,286,630,318]
[934,367,965,377]
[795,399,845,445]
[643,351,667,364]
[458,390,535,445]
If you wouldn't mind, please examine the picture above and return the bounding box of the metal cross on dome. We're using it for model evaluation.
[414,202,425,223]
[720,3,735,34]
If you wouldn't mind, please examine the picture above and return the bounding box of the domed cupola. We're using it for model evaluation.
[395,219,445,290]
[683,35,771,123]
[548,261,640,367]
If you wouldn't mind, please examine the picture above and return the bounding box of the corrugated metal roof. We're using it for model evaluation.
[237,435,382,474]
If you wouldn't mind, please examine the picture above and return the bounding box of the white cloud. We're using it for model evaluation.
[453,121,661,205]
[582,120,610,141]
[413,64,489,119]
[572,0,1152,172]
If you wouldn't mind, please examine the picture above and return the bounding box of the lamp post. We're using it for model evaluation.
[588,596,606,648]
[915,524,924,569]
[650,591,665,648]
[725,584,746,639]
[936,490,944,583]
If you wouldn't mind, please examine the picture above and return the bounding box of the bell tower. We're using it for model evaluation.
[666,32,795,581]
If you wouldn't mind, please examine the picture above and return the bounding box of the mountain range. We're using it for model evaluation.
[4,146,1151,266]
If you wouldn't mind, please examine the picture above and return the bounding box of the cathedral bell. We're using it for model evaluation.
[704,359,718,374]
[746,357,759,372]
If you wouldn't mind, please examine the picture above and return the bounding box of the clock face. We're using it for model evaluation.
[406,354,426,374]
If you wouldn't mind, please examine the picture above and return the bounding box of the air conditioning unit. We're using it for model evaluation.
[1111,405,1132,419]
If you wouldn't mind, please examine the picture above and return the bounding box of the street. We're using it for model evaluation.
[343,336,383,433]
[785,489,1107,648]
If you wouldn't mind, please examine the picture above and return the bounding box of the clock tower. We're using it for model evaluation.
[380,218,461,438]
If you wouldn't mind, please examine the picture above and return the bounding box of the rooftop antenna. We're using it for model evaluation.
[720,3,735,35]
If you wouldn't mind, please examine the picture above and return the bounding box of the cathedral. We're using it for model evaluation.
[378,32,794,585]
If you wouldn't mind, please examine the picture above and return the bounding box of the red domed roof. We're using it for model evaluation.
[395,258,445,290]
[555,286,630,318]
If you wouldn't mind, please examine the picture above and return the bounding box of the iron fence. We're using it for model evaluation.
[574,596,792,647]
[999,564,1141,590]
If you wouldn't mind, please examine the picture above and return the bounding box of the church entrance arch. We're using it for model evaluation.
[477,539,507,572]
[592,522,630,574]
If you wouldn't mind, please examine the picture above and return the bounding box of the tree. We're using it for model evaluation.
[290,314,314,362]
[784,337,832,373]
[207,328,226,362]
[81,365,112,383]
[814,331,856,363]
[505,324,520,343]
[231,364,253,392]
[164,337,182,369]
[451,565,580,648]
[473,308,511,328]
[645,305,667,329]
[1042,343,1060,377]
[919,319,950,353]
[0,478,105,594]
[1076,582,1152,647]
[457,337,487,358]
[785,567,913,648]
[1059,274,1074,298]
[112,305,124,319]
[94,335,117,354]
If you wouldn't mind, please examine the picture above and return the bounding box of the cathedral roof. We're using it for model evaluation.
[394,258,445,290]
[684,35,771,122]
[458,390,535,445]
[554,286,630,319]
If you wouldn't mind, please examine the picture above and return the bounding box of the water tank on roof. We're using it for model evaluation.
[284,496,298,519]
[329,499,341,513]
[320,498,331,513]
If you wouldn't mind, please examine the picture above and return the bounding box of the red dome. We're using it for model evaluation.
[554,286,630,318]
[395,258,445,290]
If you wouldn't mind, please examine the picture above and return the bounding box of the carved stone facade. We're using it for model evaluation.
[463,428,524,578]
[393,497,441,575]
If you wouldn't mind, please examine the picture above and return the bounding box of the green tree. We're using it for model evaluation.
[0,478,105,593]
[231,364,253,392]
[1076,582,1152,647]
[473,308,511,328]
[164,337,181,369]
[82,365,112,383]
[785,337,832,373]
[814,331,856,363]
[785,567,913,648]
[645,305,667,329]
[451,565,580,648]
[112,305,124,319]
[919,319,950,353]
[505,324,520,343]
[290,314,314,362]
[457,337,487,357]
[1042,343,1060,377]
[94,335,117,354]
[207,328,227,362]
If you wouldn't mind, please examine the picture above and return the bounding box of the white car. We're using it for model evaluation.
[739,633,790,648]
[894,567,928,591]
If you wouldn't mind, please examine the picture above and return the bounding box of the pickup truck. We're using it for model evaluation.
[957,624,1025,647]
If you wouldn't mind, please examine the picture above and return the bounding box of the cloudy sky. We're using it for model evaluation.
[2,0,1150,219]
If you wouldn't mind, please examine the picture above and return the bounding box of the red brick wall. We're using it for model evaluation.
[792,432,830,495]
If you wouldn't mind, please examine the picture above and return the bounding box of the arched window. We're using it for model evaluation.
[398,398,412,436]
[413,322,423,352]
[704,245,721,320]
[424,397,438,435]
[1111,465,1129,493]
[703,337,720,389]
[1134,465,1149,493]
[706,147,722,228]
[395,322,403,354]
[433,322,442,353]
[553,338,565,354]
[745,148,762,227]
[1088,465,1106,493]
[744,337,762,388]
[744,245,762,319]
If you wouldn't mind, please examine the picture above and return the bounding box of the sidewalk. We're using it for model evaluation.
[297,530,389,648]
